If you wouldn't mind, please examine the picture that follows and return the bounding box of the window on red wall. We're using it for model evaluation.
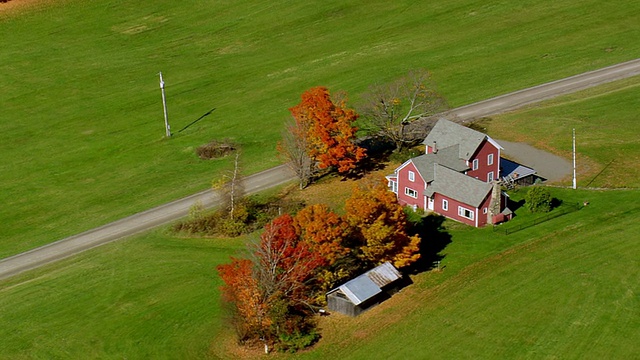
[458,206,474,220]
[405,187,418,198]
[472,159,479,170]
[488,171,494,182]
[408,171,415,182]
[488,153,494,166]
[442,199,448,211]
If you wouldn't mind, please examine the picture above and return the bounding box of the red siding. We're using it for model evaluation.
[432,194,473,227]
[476,193,492,227]
[466,139,500,182]
[395,161,426,209]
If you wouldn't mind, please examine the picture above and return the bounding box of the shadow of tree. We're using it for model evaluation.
[407,214,452,274]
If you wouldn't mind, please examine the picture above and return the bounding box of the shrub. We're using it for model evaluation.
[172,197,305,238]
[525,186,552,213]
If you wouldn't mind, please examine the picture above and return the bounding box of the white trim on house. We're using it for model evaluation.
[405,187,418,198]
[486,137,504,151]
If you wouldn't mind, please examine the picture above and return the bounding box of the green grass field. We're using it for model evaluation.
[1,187,637,359]
[2,0,640,257]
[0,231,245,359]
[1,1,640,359]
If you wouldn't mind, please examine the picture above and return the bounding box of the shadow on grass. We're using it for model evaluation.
[509,198,525,213]
[407,214,452,274]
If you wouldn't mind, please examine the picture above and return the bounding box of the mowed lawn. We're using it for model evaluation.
[0,231,245,359]
[2,0,640,257]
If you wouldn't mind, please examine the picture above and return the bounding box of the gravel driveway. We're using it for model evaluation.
[497,139,571,183]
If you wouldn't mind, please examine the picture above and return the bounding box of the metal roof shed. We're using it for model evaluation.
[326,262,403,316]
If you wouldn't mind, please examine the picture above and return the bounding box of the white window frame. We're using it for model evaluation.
[388,180,398,193]
[458,206,474,220]
[483,207,488,214]
[405,187,418,199]
[488,153,494,166]
[442,199,448,211]
[472,159,479,171]
[488,171,494,182]
[408,170,415,182]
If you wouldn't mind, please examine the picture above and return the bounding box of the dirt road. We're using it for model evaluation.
[1,59,639,280]
[0,165,295,280]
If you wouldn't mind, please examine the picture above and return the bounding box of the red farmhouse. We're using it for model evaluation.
[387,119,512,227]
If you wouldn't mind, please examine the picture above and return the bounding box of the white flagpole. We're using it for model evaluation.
[572,128,576,189]
[159,72,171,137]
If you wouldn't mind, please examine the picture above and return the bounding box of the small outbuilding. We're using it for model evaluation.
[500,158,538,188]
[326,262,403,317]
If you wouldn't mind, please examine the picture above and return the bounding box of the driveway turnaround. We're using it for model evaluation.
[1,58,639,280]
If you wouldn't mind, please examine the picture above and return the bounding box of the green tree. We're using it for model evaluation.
[525,186,552,213]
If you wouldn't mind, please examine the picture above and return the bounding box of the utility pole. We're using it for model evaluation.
[572,128,576,189]
[159,72,171,137]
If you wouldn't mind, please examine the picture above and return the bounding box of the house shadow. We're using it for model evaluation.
[509,198,526,213]
[407,214,452,274]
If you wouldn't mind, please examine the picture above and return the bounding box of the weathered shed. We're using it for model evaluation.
[500,158,538,187]
[326,262,403,316]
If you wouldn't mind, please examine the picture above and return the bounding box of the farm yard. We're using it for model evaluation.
[1,0,639,359]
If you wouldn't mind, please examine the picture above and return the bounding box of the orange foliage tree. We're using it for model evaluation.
[288,86,366,174]
[292,204,354,301]
[345,177,421,269]
[217,258,268,341]
[217,214,323,349]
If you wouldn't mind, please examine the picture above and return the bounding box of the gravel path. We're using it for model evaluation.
[497,139,571,182]
[1,59,639,280]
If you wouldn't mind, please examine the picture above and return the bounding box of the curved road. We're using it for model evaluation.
[1,58,640,280]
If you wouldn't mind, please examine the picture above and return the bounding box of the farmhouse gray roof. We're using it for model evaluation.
[423,119,501,161]
[327,262,402,306]
[426,164,493,207]
[411,145,468,182]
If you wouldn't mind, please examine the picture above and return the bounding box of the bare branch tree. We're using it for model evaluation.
[278,118,315,189]
[212,152,244,219]
[359,69,449,151]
